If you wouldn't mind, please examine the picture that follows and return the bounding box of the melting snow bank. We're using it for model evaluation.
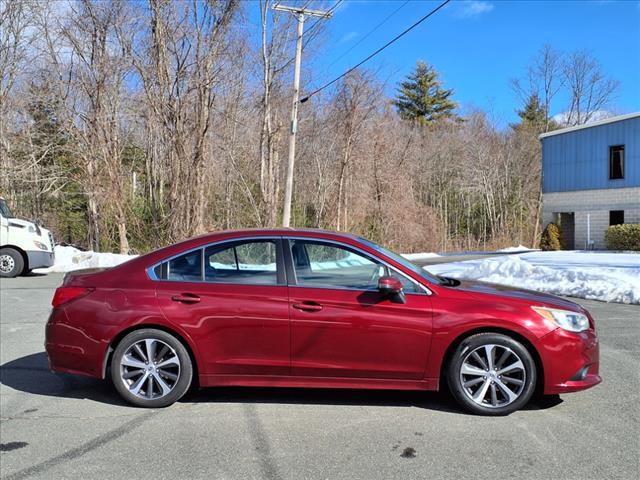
[35,245,137,273]
[426,251,640,304]
[496,245,539,253]
[402,252,441,261]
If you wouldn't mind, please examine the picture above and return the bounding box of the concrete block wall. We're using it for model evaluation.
[542,187,640,249]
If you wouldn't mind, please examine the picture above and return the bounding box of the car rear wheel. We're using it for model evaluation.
[447,333,536,415]
[0,248,24,278]
[111,329,193,408]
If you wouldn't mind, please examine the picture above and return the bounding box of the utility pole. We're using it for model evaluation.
[273,2,332,227]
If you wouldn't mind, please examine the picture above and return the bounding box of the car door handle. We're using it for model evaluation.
[292,302,323,312]
[171,293,201,304]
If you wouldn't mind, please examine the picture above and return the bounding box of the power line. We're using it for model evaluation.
[274,0,342,66]
[274,0,313,8]
[327,0,410,69]
[303,0,343,39]
[300,0,452,103]
[281,0,344,73]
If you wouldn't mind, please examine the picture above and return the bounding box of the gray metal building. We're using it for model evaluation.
[540,112,640,249]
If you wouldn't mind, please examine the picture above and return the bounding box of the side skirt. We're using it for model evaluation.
[198,374,438,391]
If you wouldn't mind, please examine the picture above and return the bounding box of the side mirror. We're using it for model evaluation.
[378,275,402,294]
[378,275,406,304]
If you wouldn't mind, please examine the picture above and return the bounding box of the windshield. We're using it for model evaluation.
[0,199,13,218]
[358,237,444,286]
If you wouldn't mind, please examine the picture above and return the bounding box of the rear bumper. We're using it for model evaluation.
[45,307,107,379]
[27,250,54,269]
[539,327,601,394]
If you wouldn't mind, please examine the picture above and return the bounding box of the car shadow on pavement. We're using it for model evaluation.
[0,352,128,407]
[1,352,563,413]
[180,386,562,414]
[183,386,465,413]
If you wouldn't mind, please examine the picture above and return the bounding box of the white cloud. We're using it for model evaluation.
[552,110,618,126]
[456,1,495,18]
[338,31,359,44]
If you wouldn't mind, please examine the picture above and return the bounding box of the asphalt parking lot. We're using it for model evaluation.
[1,273,638,480]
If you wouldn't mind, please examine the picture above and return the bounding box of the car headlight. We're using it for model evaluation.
[532,306,590,332]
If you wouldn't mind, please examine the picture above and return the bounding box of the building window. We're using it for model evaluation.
[609,210,624,226]
[609,145,624,180]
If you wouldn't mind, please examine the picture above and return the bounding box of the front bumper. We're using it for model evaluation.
[26,250,54,269]
[539,327,601,394]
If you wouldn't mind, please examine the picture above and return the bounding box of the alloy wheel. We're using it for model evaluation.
[459,344,526,409]
[119,338,181,400]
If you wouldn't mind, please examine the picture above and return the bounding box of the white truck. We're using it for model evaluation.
[0,197,55,277]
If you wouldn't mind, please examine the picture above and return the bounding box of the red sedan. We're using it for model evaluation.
[45,229,601,415]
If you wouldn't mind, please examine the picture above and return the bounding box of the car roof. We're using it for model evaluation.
[189,228,360,242]
[139,228,362,264]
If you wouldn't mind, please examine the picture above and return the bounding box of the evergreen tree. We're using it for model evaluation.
[513,93,558,134]
[513,94,545,133]
[393,61,459,125]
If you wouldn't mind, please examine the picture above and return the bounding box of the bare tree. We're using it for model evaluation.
[132,0,238,241]
[0,0,36,184]
[332,71,379,231]
[256,0,295,227]
[55,0,136,253]
[511,44,563,132]
[0,0,32,111]
[562,50,620,126]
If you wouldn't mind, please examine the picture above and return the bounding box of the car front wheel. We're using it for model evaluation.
[111,329,193,408]
[447,333,537,415]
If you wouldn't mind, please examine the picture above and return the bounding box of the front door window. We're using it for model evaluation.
[289,239,421,293]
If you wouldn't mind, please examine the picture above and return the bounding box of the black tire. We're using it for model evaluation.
[0,248,24,278]
[110,329,193,408]
[447,333,537,416]
[21,269,33,276]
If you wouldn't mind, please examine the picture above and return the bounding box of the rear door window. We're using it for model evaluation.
[205,240,278,285]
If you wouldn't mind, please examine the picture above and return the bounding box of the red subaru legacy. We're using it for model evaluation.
[45,229,601,415]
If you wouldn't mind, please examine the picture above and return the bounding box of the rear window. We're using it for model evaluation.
[167,249,202,282]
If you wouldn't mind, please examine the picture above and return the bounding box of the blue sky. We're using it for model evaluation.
[275,0,640,126]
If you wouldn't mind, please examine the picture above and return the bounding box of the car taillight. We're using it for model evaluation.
[51,287,94,308]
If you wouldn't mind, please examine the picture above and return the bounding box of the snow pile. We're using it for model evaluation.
[496,245,538,253]
[402,252,441,261]
[427,251,640,304]
[35,245,136,273]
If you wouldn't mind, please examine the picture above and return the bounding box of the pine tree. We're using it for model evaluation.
[393,61,459,125]
[513,93,559,134]
[513,94,546,133]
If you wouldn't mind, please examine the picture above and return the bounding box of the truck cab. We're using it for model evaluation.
[0,197,55,277]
